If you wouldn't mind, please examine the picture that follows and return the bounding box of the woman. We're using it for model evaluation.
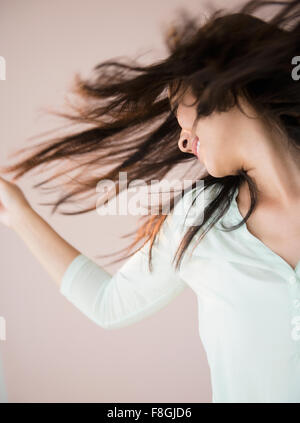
[0,0,299,403]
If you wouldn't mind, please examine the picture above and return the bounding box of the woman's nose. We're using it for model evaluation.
[178,134,194,154]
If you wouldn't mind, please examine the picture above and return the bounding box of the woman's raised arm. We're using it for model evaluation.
[0,174,189,329]
[0,175,79,286]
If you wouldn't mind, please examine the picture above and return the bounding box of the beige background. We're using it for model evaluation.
[0,0,243,403]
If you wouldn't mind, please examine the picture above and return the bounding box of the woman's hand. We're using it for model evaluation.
[0,175,32,228]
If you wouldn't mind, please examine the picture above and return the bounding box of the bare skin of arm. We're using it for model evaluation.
[0,175,80,287]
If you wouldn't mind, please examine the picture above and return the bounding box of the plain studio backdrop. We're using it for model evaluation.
[0,0,250,402]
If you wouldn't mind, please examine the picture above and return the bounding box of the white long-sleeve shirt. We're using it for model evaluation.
[59,183,300,403]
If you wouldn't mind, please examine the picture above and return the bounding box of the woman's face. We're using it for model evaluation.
[169,86,263,178]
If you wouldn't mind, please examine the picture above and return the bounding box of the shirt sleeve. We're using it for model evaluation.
[59,194,191,330]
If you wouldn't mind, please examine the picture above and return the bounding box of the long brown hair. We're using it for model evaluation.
[1,0,300,272]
